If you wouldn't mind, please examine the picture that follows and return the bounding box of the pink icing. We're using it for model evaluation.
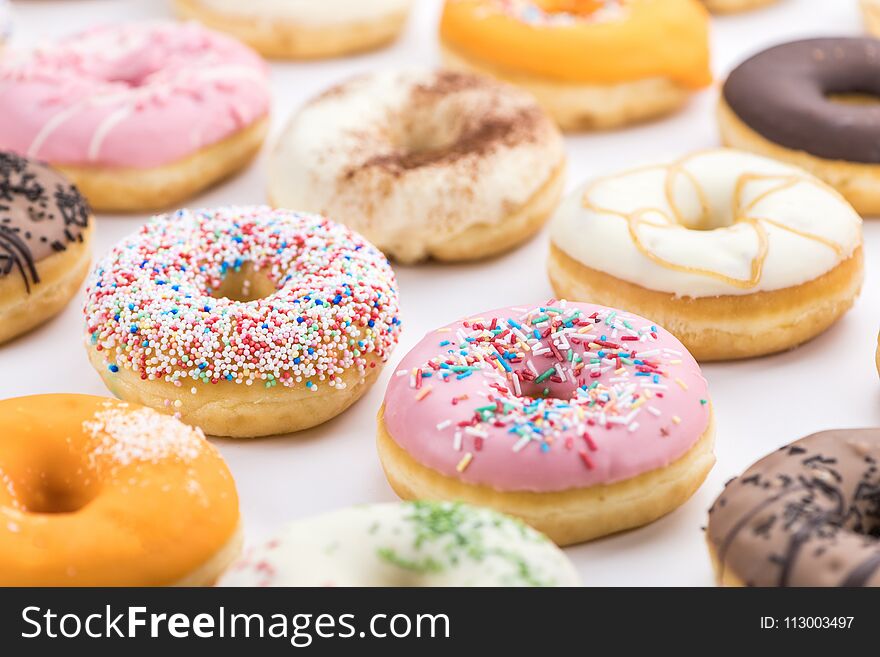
[0,21,270,168]
[383,302,711,493]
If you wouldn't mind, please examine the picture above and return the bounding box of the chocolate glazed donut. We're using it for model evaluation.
[723,38,880,163]
[707,429,880,587]
[0,151,90,292]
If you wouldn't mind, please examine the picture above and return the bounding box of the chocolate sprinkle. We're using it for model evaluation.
[0,151,90,293]
[707,429,880,587]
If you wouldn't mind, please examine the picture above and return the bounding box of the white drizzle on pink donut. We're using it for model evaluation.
[84,206,401,394]
[0,22,269,168]
[383,301,710,492]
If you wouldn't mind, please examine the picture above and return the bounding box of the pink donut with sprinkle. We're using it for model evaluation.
[378,300,715,545]
[0,21,271,211]
[84,206,401,438]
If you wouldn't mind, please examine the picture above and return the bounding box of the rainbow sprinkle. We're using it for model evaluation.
[84,207,401,394]
[475,0,627,26]
[408,301,701,469]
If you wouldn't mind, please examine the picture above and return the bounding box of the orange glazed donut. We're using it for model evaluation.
[0,394,241,586]
[439,0,712,131]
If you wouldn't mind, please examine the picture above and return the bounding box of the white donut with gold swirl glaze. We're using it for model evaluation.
[550,149,862,298]
[218,502,580,587]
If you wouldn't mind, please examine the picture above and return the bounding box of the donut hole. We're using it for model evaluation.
[516,377,579,401]
[387,90,524,170]
[15,459,100,514]
[824,91,880,107]
[104,57,161,88]
[684,207,737,232]
[22,480,97,514]
[665,167,741,232]
[209,262,277,303]
[389,112,465,167]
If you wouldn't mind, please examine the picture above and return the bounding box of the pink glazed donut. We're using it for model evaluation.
[0,21,270,212]
[377,300,715,545]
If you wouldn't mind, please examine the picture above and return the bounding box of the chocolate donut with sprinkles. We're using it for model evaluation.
[377,301,715,545]
[707,429,880,587]
[0,151,93,345]
[84,206,401,438]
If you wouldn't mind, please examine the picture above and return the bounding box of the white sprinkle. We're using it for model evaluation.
[512,435,531,452]
[83,407,204,468]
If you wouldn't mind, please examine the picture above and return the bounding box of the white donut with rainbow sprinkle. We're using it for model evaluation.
[84,206,401,438]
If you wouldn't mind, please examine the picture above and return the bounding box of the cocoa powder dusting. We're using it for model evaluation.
[343,71,544,180]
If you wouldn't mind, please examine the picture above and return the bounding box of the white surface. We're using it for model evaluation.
[2,0,879,586]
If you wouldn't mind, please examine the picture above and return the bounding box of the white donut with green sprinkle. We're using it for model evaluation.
[219,502,580,587]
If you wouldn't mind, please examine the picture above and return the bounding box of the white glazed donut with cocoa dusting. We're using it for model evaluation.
[269,70,566,264]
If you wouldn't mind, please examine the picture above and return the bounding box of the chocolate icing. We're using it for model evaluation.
[723,38,880,163]
[707,430,880,587]
[0,151,90,293]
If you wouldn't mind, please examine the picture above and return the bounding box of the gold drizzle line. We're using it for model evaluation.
[580,154,849,289]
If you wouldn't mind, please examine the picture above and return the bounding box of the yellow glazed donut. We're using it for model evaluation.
[269,70,565,264]
[548,149,864,361]
[378,301,714,546]
[0,22,270,213]
[173,0,414,59]
[84,206,401,438]
[0,152,93,345]
[0,394,241,586]
[438,0,712,131]
[702,0,777,13]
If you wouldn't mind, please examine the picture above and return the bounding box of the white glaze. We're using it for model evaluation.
[219,502,580,587]
[268,69,564,263]
[550,149,862,297]
[194,0,412,26]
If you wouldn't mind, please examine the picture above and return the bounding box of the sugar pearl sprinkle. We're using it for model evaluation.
[84,206,401,393]
[404,301,706,471]
[82,405,205,469]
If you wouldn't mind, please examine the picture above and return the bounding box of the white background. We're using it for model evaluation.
[2,0,879,586]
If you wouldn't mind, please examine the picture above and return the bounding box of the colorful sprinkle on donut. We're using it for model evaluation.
[84,206,401,394]
[477,0,626,25]
[383,301,711,491]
